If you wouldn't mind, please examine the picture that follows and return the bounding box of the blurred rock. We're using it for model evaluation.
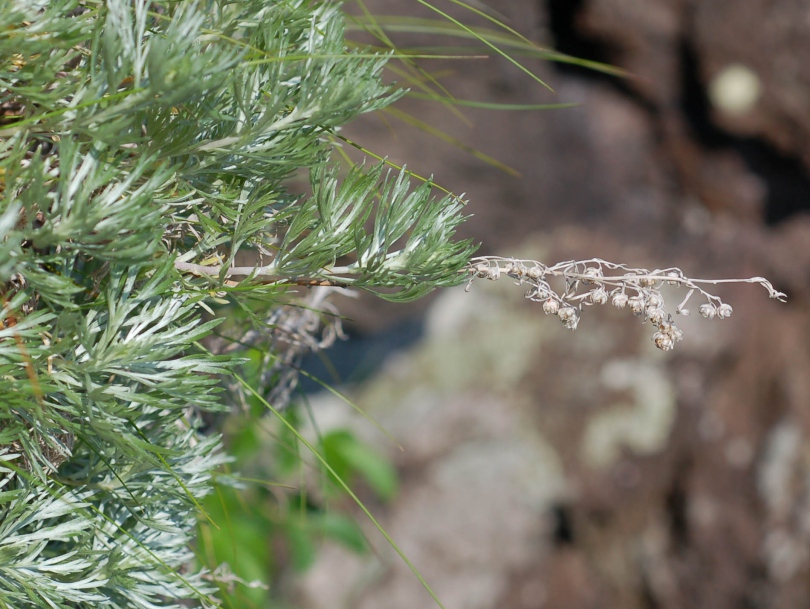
[295,1,810,607]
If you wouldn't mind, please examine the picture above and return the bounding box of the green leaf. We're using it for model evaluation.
[322,429,399,502]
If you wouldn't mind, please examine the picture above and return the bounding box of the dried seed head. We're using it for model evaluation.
[647,307,666,326]
[511,262,527,277]
[647,293,664,308]
[527,266,543,280]
[654,331,675,351]
[629,295,646,315]
[583,267,602,284]
[558,306,579,330]
[611,292,629,309]
[590,287,608,305]
[699,303,717,319]
[466,255,783,353]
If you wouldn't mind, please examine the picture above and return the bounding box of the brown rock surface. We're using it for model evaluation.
[294,1,810,607]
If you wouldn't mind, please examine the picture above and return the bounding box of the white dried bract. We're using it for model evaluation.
[647,307,666,326]
[583,266,603,284]
[465,256,786,351]
[589,286,608,305]
[558,305,579,330]
[611,292,629,309]
[628,295,646,315]
[654,331,675,351]
[699,303,716,319]
[527,266,543,280]
[646,293,664,308]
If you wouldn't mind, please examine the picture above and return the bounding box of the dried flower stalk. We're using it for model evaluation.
[466,256,786,351]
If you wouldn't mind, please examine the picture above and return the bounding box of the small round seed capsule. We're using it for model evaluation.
[654,332,675,351]
[558,306,579,330]
[583,267,602,284]
[647,293,664,308]
[590,287,608,305]
[717,303,733,319]
[647,308,666,325]
[629,296,646,315]
[543,298,560,315]
[699,303,716,319]
[612,292,629,309]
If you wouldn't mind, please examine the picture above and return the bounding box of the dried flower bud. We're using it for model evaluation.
[666,272,681,286]
[671,325,684,341]
[640,277,656,288]
[647,308,666,325]
[558,306,579,330]
[543,298,560,315]
[629,295,646,315]
[475,263,490,278]
[583,267,602,284]
[611,292,629,309]
[487,266,501,281]
[653,332,675,351]
[699,303,716,319]
[527,266,543,280]
[647,293,664,308]
[590,287,608,305]
[717,303,733,319]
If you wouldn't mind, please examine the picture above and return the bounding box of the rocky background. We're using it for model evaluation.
[292,1,810,608]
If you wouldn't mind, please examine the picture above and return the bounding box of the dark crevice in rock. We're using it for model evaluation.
[664,461,690,551]
[542,0,658,115]
[544,0,611,73]
[679,38,810,225]
[543,0,810,225]
[550,502,576,546]
[298,316,425,392]
[639,573,662,609]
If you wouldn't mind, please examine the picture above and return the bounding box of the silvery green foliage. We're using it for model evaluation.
[0,0,472,606]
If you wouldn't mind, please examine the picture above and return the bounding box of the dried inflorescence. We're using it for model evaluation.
[466,257,786,351]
